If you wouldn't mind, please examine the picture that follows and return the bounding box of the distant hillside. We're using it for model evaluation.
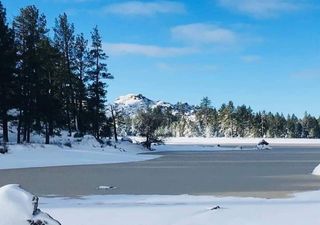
[114,93,194,117]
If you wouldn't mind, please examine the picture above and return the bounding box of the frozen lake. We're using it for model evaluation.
[1,146,320,198]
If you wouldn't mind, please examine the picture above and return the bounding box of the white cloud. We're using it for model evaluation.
[241,55,262,63]
[104,23,252,57]
[103,1,186,16]
[104,43,196,57]
[171,23,237,46]
[218,0,302,18]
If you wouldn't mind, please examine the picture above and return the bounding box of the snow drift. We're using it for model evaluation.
[312,164,320,176]
[0,184,60,225]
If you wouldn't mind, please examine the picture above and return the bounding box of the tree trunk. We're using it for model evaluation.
[2,110,9,143]
[78,97,83,135]
[111,106,118,142]
[23,120,27,142]
[27,125,30,143]
[146,135,151,149]
[66,98,72,136]
[17,110,22,144]
[45,122,49,144]
[49,117,54,136]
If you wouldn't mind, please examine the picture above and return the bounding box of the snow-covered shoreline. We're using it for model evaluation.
[0,142,159,170]
[3,183,320,225]
[40,189,320,225]
[159,137,320,146]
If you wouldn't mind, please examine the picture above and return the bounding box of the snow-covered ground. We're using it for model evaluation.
[312,163,320,176]
[159,137,320,146]
[133,136,320,152]
[0,184,60,225]
[39,190,320,225]
[0,140,158,170]
[3,183,320,225]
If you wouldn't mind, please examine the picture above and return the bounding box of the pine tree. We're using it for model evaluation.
[235,105,253,137]
[0,1,16,143]
[37,38,63,144]
[196,97,217,137]
[54,13,76,135]
[87,26,113,139]
[74,33,89,135]
[14,5,49,143]
[218,101,236,137]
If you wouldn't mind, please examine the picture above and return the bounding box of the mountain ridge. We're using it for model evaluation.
[113,93,194,117]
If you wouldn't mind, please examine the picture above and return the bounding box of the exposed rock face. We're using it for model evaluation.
[0,184,61,225]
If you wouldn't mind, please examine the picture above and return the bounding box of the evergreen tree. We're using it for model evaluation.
[86,26,113,139]
[0,1,16,143]
[14,5,49,143]
[302,113,320,138]
[218,101,236,137]
[54,13,77,135]
[37,38,63,144]
[235,105,253,137]
[286,114,298,138]
[196,97,217,137]
[74,33,89,135]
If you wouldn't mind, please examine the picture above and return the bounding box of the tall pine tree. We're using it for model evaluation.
[0,1,16,143]
[54,13,76,135]
[74,33,89,135]
[87,26,113,139]
[14,5,48,143]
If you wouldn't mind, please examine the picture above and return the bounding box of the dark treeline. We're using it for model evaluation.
[122,97,320,140]
[0,2,113,144]
[186,97,320,138]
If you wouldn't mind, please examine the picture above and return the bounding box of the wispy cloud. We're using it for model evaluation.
[218,0,303,18]
[104,43,196,57]
[171,23,238,46]
[241,54,262,63]
[104,22,257,57]
[292,68,320,79]
[103,1,186,16]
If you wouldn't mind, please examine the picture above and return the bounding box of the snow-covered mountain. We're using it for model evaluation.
[114,94,155,116]
[113,94,194,117]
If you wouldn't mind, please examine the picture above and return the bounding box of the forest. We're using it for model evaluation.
[116,96,320,144]
[0,2,113,144]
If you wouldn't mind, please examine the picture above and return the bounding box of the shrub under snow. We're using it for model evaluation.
[0,184,61,225]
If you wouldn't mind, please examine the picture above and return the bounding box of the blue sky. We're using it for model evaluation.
[2,0,320,117]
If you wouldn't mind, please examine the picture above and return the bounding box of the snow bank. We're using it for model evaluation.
[0,184,60,225]
[312,163,320,175]
[0,142,159,170]
[41,190,320,225]
[160,137,320,146]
